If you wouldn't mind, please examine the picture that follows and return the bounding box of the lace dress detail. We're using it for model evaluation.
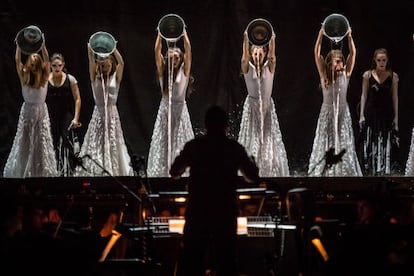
[3,83,58,177]
[405,127,414,175]
[147,64,194,177]
[308,72,362,176]
[238,62,289,177]
[75,73,133,176]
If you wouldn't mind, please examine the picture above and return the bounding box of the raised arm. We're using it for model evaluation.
[87,43,96,81]
[239,150,260,184]
[182,29,192,77]
[314,27,326,79]
[169,144,190,179]
[40,34,49,65]
[113,47,124,83]
[15,43,23,80]
[40,34,50,84]
[154,32,164,78]
[241,31,250,74]
[345,29,356,77]
[267,32,276,74]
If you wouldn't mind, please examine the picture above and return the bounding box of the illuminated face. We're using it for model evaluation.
[375,53,388,71]
[51,60,64,74]
[251,46,266,66]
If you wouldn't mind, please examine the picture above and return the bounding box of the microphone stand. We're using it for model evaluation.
[80,154,160,265]
[79,154,142,204]
[128,155,162,267]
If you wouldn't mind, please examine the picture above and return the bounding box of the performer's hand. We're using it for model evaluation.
[359,120,365,132]
[68,120,82,131]
[392,119,398,132]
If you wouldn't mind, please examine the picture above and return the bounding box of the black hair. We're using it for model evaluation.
[204,105,229,131]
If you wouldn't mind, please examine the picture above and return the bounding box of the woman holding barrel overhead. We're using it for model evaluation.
[147,14,195,177]
[74,32,133,176]
[3,26,58,178]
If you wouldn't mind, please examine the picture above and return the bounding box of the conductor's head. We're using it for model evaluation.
[204,105,229,134]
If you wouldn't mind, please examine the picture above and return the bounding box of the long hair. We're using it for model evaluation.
[96,54,117,80]
[370,48,392,72]
[23,53,49,88]
[323,49,345,87]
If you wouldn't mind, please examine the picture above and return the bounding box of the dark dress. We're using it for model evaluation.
[360,71,399,175]
[46,74,79,176]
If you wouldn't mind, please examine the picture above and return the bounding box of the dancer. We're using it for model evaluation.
[75,37,133,176]
[147,22,194,177]
[238,20,289,177]
[359,48,399,175]
[47,53,82,176]
[3,33,57,177]
[308,26,362,176]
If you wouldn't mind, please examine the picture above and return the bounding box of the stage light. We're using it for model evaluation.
[173,197,186,203]
[239,194,252,200]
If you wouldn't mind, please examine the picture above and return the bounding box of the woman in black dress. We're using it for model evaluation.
[47,53,82,176]
[359,48,399,175]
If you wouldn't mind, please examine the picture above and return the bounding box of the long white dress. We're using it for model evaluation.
[405,128,414,175]
[75,73,134,176]
[147,64,194,177]
[3,82,58,177]
[308,72,362,176]
[238,61,289,177]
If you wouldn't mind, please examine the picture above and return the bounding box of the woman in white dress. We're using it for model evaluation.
[74,42,133,176]
[405,130,414,175]
[147,29,194,177]
[3,35,58,177]
[238,26,289,177]
[308,26,362,176]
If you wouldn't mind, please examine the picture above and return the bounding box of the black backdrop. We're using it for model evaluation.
[1,0,413,176]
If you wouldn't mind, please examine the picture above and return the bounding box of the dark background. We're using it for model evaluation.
[1,0,413,176]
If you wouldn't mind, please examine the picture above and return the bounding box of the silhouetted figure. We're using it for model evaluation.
[170,105,259,276]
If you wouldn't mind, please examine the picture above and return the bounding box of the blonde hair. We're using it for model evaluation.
[323,50,345,87]
[23,53,49,88]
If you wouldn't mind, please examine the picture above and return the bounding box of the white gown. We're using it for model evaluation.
[308,72,362,176]
[238,61,289,177]
[405,127,414,175]
[147,64,194,177]
[75,73,134,176]
[3,82,58,177]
